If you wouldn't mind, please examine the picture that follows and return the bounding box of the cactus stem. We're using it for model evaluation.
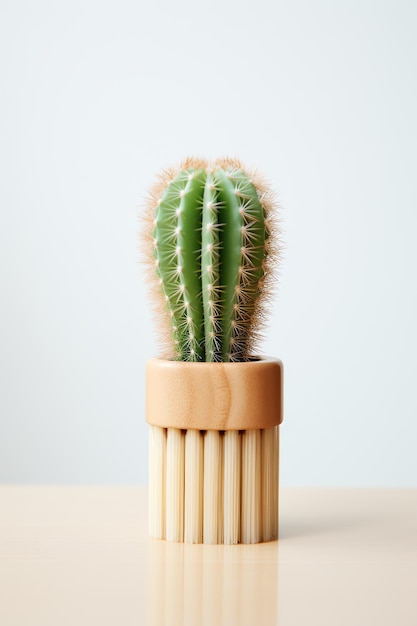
[144,157,278,362]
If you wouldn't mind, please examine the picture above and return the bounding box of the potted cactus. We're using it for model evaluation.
[143,157,283,544]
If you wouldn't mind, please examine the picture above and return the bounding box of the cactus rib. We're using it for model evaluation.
[153,168,206,360]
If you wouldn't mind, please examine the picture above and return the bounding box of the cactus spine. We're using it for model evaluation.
[149,158,274,362]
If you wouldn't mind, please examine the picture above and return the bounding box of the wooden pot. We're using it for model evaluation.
[146,357,283,544]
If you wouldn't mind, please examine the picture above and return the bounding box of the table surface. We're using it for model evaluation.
[0,487,416,626]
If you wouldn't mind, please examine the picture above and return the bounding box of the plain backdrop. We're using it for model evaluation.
[1,0,416,486]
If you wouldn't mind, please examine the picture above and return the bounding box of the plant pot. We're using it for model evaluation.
[146,357,283,544]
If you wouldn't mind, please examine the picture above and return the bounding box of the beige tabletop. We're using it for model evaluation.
[0,487,416,626]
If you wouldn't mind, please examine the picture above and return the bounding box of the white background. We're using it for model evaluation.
[1,0,416,486]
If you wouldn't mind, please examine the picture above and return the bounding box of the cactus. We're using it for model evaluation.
[145,157,277,362]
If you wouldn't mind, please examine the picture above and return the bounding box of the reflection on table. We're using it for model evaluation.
[147,539,279,626]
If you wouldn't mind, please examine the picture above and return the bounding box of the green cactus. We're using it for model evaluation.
[145,158,276,362]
